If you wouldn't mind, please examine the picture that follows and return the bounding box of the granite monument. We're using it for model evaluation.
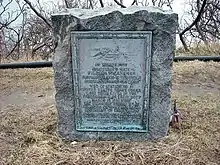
[51,6,178,141]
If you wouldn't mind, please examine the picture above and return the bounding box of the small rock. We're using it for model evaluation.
[70,141,77,145]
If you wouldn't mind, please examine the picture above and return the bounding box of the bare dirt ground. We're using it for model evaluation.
[0,61,220,165]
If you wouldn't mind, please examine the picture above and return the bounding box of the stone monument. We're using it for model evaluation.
[51,6,178,141]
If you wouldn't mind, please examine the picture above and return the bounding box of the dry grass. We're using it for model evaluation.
[176,44,220,56]
[173,61,220,84]
[0,68,54,94]
[0,56,48,64]
[0,61,220,165]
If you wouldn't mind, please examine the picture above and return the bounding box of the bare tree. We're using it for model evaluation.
[179,0,207,51]
[22,14,53,60]
[179,0,220,51]
[0,0,27,62]
[195,0,220,42]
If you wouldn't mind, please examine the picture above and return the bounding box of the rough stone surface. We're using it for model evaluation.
[51,6,178,141]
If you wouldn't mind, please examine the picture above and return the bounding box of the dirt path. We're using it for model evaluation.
[0,89,54,107]
[173,82,220,97]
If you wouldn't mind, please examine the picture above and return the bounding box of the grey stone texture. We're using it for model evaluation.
[51,6,178,141]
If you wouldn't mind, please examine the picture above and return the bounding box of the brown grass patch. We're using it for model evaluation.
[173,61,220,85]
[0,61,220,165]
[0,56,48,64]
[176,44,220,56]
[0,68,54,94]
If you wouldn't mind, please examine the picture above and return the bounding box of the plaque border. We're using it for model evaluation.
[71,31,152,132]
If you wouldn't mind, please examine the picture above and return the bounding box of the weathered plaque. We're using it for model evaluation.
[72,31,152,132]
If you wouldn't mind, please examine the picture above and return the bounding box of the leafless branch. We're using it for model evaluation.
[167,0,173,10]
[179,0,207,51]
[114,0,126,8]
[99,0,104,7]
[88,0,94,9]
[23,0,52,28]
[131,0,138,5]
[64,0,70,8]
[0,0,13,16]
[151,0,174,8]
[0,0,25,31]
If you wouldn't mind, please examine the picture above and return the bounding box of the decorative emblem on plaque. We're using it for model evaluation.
[91,46,128,61]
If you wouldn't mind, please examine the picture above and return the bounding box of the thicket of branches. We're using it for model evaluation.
[0,0,219,62]
[179,0,220,51]
[0,0,57,62]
